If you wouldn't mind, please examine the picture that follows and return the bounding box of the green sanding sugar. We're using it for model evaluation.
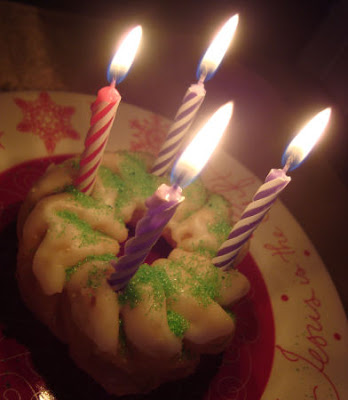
[224,309,236,322]
[208,219,231,242]
[182,178,206,203]
[167,309,189,338]
[207,193,229,214]
[64,185,111,211]
[87,265,108,289]
[188,267,220,306]
[118,264,177,309]
[119,152,162,199]
[65,253,115,281]
[206,194,232,243]
[98,153,162,217]
[118,318,127,354]
[99,166,127,193]
[56,210,107,247]
[71,159,80,170]
[190,241,216,258]
[117,254,228,311]
[174,252,225,305]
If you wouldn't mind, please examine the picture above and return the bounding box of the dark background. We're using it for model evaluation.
[16,0,348,184]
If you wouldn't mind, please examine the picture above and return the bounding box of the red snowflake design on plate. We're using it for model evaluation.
[14,92,80,154]
[129,113,170,155]
[0,131,5,150]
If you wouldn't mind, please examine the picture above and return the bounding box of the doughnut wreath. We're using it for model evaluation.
[16,150,250,396]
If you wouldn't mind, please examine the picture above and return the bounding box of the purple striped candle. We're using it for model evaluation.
[151,14,239,176]
[213,107,332,270]
[109,102,233,291]
[108,184,184,291]
[213,169,291,270]
[151,82,206,176]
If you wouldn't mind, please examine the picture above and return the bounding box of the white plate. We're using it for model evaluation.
[0,91,347,400]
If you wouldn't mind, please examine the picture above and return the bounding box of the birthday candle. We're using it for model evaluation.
[75,26,142,195]
[108,184,184,291]
[109,102,234,291]
[151,15,239,177]
[213,107,332,270]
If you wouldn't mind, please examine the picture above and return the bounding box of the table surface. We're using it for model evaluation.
[0,0,347,314]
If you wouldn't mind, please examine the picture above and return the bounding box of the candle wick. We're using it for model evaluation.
[172,170,186,189]
[110,78,116,88]
[198,72,207,85]
[282,154,294,174]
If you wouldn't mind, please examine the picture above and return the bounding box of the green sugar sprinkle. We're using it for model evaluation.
[190,241,216,258]
[224,309,236,322]
[65,253,115,281]
[64,185,111,211]
[180,347,195,361]
[99,166,130,214]
[118,263,177,309]
[87,265,108,289]
[208,219,231,243]
[188,266,221,306]
[207,193,229,214]
[119,152,162,199]
[71,159,80,170]
[99,152,163,216]
[182,178,206,202]
[206,194,232,243]
[167,310,189,338]
[56,210,107,247]
[182,177,206,200]
[119,257,225,309]
[118,318,127,354]
[175,253,229,305]
[99,166,126,191]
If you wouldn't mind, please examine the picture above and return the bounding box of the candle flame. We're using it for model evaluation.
[107,25,142,84]
[197,14,239,82]
[171,102,233,187]
[282,107,331,171]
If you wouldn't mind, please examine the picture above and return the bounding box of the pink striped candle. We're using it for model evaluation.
[109,102,233,291]
[75,83,121,194]
[213,107,332,270]
[151,15,239,176]
[75,26,142,195]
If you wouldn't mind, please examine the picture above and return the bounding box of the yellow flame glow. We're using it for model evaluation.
[174,102,233,185]
[286,107,331,165]
[199,14,239,77]
[109,25,142,81]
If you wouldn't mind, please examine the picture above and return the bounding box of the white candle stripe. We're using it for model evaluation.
[152,138,186,167]
[75,91,121,195]
[92,106,117,132]
[215,226,257,252]
[213,169,291,270]
[152,83,205,176]
[82,129,111,155]
[154,106,201,153]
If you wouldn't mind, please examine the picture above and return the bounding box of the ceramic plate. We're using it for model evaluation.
[0,91,347,400]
